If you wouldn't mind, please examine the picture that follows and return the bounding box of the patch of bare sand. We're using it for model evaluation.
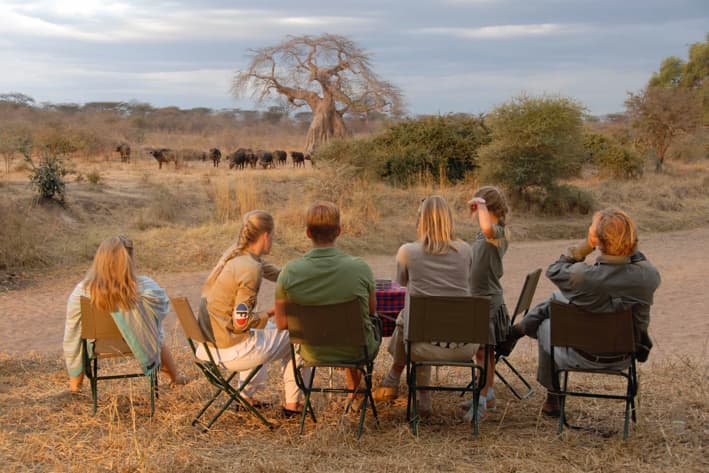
[1,228,707,367]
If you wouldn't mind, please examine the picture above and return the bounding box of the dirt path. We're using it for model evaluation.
[1,228,707,365]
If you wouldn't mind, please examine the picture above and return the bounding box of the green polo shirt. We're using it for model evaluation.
[275,246,379,363]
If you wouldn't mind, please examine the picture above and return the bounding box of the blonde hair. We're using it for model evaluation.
[417,195,457,255]
[474,185,509,226]
[591,208,637,257]
[203,210,274,293]
[306,201,340,244]
[85,236,138,312]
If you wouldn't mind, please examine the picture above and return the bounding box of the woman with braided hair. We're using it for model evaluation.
[197,210,303,413]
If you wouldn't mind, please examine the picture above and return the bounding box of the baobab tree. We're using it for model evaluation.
[232,34,404,154]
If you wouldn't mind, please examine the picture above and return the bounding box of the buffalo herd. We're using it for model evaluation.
[125,144,312,170]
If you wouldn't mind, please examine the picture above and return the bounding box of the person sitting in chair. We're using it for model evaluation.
[274,201,381,414]
[64,235,186,393]
[505,207,661,416]
[372,195,476,415]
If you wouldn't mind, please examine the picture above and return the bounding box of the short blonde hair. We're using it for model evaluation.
[417,195,457,255]
[591,208,637,257]
[85,236,138,312]
[307,201,340,244]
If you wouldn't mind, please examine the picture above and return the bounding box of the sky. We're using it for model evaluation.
[0,0,706,116]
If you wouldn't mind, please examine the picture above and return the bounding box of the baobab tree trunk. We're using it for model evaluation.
[304,99,349,154]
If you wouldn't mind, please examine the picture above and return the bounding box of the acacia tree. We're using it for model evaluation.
[625,87,701,172]
[232,34,404,153]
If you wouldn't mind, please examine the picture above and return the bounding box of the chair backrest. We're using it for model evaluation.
[550,301,635,353]
[171,297,209,344]
[79,296,123,340]
[286,299,364,347]
[511,268,542,321]
[408,295,491,345]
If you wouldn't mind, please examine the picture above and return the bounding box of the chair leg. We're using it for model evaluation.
[558,371,569,435]
[300,367,317,434]
[364,366,378,424]
[472,390,480,437]
[91,358,98,415]
[149,372,156,417]
[495,357,534,400]
[410,365,418,436]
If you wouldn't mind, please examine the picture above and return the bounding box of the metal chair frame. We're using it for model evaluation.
[171,297,273,431]
[550,300,638,439]
[406,295,491,436]
[286,299,379,439]
[495,268,542,400]
[79,297,158,416]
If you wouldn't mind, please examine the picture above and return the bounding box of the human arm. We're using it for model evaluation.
[395,244,409,287]
[469,197,495,239]
[274,268,289,330]
[261,262,281,282]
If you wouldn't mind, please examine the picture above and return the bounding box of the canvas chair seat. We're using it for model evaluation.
[79,297,158,416]
[405,295,491,436]
[171,297,273,431]
[285,299,379,438]
[550,300,639,439]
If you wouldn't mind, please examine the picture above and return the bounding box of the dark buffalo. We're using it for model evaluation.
[273,149,287,167]
[257,150,274,169]
[116,143,131,162]
[208,148,222,167]
[228,148,247,170]
[246,149,258,168]
[149,148,178,169]
[290,151,305,168]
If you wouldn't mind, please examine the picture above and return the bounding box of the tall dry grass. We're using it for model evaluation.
[0,346,705,473]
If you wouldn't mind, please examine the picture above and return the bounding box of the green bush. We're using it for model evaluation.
[316,114,490,186]
[595,145,644,179]
[478,94,585,198]
[541,185,595,215]
[25,155,67,202]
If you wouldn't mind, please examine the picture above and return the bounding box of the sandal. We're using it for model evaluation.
[281,406,304,418]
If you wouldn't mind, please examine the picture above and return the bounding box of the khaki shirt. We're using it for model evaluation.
[199,253,280,349]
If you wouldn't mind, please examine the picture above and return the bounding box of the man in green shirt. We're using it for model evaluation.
[274,201,381,393]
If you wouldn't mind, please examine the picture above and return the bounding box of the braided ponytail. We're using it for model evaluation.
[202,210,274,295]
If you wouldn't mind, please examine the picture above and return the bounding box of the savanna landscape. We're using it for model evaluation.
[1,31,708,473]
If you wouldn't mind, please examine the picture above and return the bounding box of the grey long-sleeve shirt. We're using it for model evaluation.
[520,250,661,359]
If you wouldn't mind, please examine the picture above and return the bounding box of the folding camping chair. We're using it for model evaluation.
[170,297,272,431]
[406,295,491,436]
[285,299,379,438]
[495,268,542,400]
[79,296,158,416]
[550,300,638,439]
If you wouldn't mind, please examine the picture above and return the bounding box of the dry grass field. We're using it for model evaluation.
[1,155,708,472]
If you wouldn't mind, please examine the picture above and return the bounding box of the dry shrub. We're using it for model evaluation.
[0,200,54,270]
[132,185,185,230]
[0,349,705,473]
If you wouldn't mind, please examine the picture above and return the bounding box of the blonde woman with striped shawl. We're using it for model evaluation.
[64,236,185,393]
[197,210,304,414]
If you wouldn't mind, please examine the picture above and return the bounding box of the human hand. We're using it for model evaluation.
[468,197,486,212]
[566,240,594,261]
[267,307,275,317]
